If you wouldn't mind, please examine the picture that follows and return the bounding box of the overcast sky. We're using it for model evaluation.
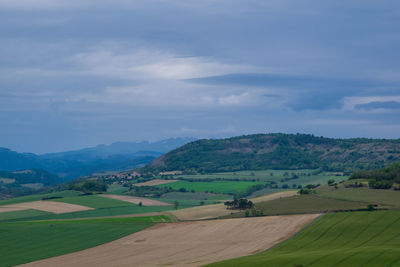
[1,0,400,153]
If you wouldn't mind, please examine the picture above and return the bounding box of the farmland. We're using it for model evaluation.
[19,215,319,267]
[0,191,174,222]
[0,215,170,267]
[208,211,400,267]
[154,180,265,194]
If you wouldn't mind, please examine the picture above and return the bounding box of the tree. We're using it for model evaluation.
[174,200,179,210]
[138,202,143,207]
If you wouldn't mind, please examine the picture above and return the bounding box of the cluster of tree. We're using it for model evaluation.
[298,184,320,194]
[146,133,400,174]
[350,162,400,189]
[69,180,108,193]
[224,198,253,210]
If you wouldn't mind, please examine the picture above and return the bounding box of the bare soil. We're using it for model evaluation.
[134,179,178,187]
[0,201,93,214]
[100,194,171,206]
[19,214,320,267]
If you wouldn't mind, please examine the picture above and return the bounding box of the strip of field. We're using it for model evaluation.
[208,211,400,267]
[20,214,319,267]
[134,179,178,186]
[0,201,93,214]
[1,216,168,267]
[154,180,265,194]
[168,191,297,221]
[99,194,171,206]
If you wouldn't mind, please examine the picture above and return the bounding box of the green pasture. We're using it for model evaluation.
[155,180,264,194]
[159,191,230,201]
[209,211,400,267]
[0,190,82,206]
[0,215,169,267]
[173,169,347,187]
[317,184,400,208]
[226,194,370,218]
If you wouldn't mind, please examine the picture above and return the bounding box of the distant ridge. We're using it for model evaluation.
[0,138,195,179]
[147,133,400,173]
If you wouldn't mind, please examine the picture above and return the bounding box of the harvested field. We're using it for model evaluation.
[169,191,297,221]
[100,194,171,206]
[20,214,320,267]
[0,201,93,214]
[134,179,178,186]
[251,190,298,203]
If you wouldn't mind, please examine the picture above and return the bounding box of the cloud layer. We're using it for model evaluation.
[0,0,399,153]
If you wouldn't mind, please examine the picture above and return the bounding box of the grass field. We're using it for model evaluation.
[317,184,400,208]
[155,180,265,194]
[173,169,347,186]
[208,211,400,267]
[0,215,170,267]
[226,194,371,218]
[0,191,82,206]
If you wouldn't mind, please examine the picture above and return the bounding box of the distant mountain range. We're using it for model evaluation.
[147,133,400,173]
[0,138,195,180]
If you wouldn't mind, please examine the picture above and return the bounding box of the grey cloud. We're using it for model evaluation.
[355,101,400,110]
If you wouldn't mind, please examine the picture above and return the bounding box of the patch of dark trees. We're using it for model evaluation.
[224,198,253,210]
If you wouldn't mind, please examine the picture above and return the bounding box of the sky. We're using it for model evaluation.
[1,0,400,154]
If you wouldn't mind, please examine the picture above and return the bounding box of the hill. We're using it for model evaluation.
[0,169,58,200]
[0,138,194,179]
[350,162,400,189]
[148,133,400,173]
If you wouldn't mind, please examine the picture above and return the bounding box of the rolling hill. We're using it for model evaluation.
[147,133,400,173]
[0,138,194,179]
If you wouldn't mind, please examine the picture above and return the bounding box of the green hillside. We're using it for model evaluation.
[147,133,400,173]
[350,162,400,189]
[208,211,400,267]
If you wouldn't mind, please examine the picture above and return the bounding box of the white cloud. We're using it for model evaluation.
[70,47,255,80]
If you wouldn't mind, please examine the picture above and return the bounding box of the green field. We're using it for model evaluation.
[317,183,400,208]
[0,192,174,222]
[226,194,370,218]
[209,211,400,267]
[172,169,346,187]
[0,215,170,267]
[0,190,82,206]
[155,180,265,194]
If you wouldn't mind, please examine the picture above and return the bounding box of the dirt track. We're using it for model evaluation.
[0,201,93,214]
[19,214,320,267]
[100,194,171,206]
[134,179,178,186]
[168,191,298,221]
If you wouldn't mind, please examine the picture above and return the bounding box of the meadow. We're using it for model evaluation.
[171,169,347,191]
[0,215,170,267]
[208,211,400,267]
[154,180,265,194]
[226,194,370,218]
[317,183,400,208]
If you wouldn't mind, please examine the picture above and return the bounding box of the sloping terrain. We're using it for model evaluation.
[0,201,93,214]
[208,211,400,267]
[99,194,171,206]
[19,214,319,267]
[168,191,297,221]
[148,133,400,173]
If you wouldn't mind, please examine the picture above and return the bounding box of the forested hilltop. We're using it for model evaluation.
[147,133,400,173]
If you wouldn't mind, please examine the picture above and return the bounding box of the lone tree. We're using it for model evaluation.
[174,200,179,210]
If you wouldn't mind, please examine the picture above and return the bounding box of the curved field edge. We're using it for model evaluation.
[205,211,400,267]
[0,215,170,267]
